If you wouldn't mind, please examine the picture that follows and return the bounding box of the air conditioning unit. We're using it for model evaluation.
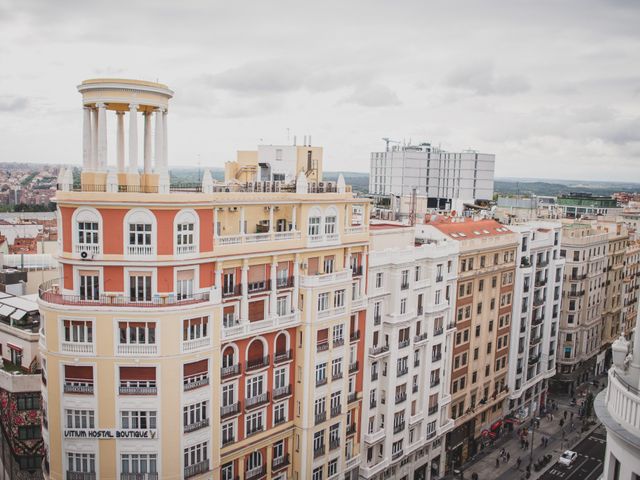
[79,250,94,260]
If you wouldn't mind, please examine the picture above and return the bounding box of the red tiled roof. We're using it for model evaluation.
[425,216,512,240]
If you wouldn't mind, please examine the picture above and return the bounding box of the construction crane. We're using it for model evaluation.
[382,137,401,152]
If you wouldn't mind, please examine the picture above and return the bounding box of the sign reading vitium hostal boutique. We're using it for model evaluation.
[63,429,157,439]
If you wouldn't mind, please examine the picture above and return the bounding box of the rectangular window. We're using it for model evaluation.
[317,292,329,311]
[67,452,95,474]
[63,320,93,344]
[121,453,158,475]
[129,273,152,302]
[184,442,208,469]
[182,316,209,342]
[119,321,156,345]
[65,409,95,429]
[79,273,100,300]
[176,222,195,254]
[308,217,321,236]
[77,221,99,246]
[121,410,157,430]
[375,272,383,288]
[245,411,264,435]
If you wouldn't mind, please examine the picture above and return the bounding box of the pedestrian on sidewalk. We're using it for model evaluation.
[507,452,511,462]
[517,457,521,469]
[496,457,500,468]
[570,411,574,420]
[564,410,568,420]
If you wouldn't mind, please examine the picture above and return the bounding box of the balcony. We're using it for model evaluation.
[368,345,389,358]
[414,333,428,344]
[401,282,409,290]
[184,375,209,391]
[119,385,157,395]
[74,243,101,256]
[393,421,406,434]
[346,423,357,435]
[430,378,441,388]
[317,341,329,352]
[246,392,270,410]
[350,330,361,342]
[398,339,410,349]
[352,265,363,277]
[184,418,210,433]
[333,338,345,348]
[313,445,326,459]
[537,259,549,268]
[345,225,366,235]
[246,424,265,437]
[330,437,341,450]
[61,342,94,355]
[352,295,367,310]
[300,269,351,288]
[528,354,540,365]
[373,315,381,326]
[246,355,270,372]
[176,244,197,255]
[432,352,442,362]
[397,366,409,377]
[428,405,438,415]
[221,402,241,418]
[218,231,302,248]
[276,276,295,289]
[395,392,407,404]
[534,278,547,288]
[392,449,404,461]
[274,414,287,426]
[348,392,358,404]
[127,245,154,256]
[315,411,327,425]
[272,454,290,472]
[273,384,292,400]
[332,371,343,381]
[316,376,328,387]
[64,383,94,395]
[245,465,267,480]
[274,350,292,364]
[349,361,359,373]
[222,312,300,340]
[533,296,545,307]
[371,371,379,381]
[39,280,214,309]
[116,343,158,356]
[221,363,241,380]
[530,336,542,346]
[331,405,342,417]
[183,336,211,352]
[222,284,243,298]
[567,290,585,297]
[364,428,385,444]
[121,473,159,480]
[412,384,419,393]
[184,459,209,479]
[66,473,96,480]
[433,326,444,337]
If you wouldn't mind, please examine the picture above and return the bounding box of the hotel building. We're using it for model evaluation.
[360,222,457,480]
[39,79,370,480]
[416,218,518,468]
[507,222,564,421]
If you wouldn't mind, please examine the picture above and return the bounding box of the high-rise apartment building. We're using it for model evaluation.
[554,222,609,394]
[39,79,370,480]
[507,223,564,421]
[360,222,458,479]
[369,143,495,212]
[416,218,517,468]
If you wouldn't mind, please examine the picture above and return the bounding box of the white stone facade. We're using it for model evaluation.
[507,222,564,420]
[360,223,458,480]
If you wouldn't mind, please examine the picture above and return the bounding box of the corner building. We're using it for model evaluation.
[39,79,369,480]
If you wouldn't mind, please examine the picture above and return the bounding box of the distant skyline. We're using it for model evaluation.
[0,0,639,181]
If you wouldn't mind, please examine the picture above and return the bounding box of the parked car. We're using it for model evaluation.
[559,450,578,466]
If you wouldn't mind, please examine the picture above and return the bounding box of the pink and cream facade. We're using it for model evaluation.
[39,79,369,480]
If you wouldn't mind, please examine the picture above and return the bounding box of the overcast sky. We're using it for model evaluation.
[0,0,639,181]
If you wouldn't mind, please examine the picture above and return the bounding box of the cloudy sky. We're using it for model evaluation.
[0,0,639,181]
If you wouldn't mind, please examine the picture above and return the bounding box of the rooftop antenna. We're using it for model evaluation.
[382,137,400,152]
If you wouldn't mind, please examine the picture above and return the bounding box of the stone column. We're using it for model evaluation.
[241,261,249,322]
[96,102,107,171]
[293,254,300,307]
[91,108,98,172]
[116,111,125,173]
[270,258,278,317]
[292,205,297,231]
[128,104,139,173]
[240,207,246,235]
[213,208,219,239]
[154,108,164,172]
[162,110,168,169]
[82,107,92,171]
[269,206,274,234]
[214,262,222,290]
[143,112,152,174]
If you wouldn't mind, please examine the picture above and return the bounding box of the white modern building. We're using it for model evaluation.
[360,222,457,480]
[595,314,640,479]
[369,143,495,212]
[507,222,564,420]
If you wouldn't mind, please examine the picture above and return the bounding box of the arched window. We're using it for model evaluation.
[125,209,156,256]
[246,338,267,371]
[222,346,236,369]
[73,208,101,255]
[324,207,338,235]
[275,333,288,356]
[174,209,199,255]
[308,207,322,236]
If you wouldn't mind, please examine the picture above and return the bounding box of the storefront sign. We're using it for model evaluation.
[63,429,157,439]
